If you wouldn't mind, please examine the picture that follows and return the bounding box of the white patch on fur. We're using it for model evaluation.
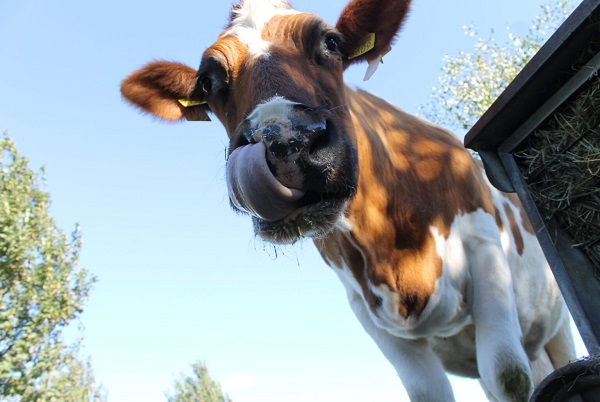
[227,0,299,57]
[332,205,563,399]
[246,96,299,128]
[325,213,474,342]
[487,182,567,362]
[335,213,353,232]
[333,255,363,296]
[332,257,456,401]
[364,215,476,339]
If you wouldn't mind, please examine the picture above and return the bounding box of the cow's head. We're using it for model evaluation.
[121,0,411,243]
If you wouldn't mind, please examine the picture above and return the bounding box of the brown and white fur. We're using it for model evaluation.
[120,1,575,400]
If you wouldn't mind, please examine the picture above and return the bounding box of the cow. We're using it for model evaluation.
[120,0,576,400]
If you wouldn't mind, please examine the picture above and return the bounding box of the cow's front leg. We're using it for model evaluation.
[346,288,455,402]
[465,219,532,402]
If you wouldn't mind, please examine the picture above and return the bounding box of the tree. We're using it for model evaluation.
[166,361,232,402]
[0,133,103,401]
[421,1,577,133]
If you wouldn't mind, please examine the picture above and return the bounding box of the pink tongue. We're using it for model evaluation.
[226,142,306,222]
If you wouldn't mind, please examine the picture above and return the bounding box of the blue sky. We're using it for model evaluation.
[0,0,587,401]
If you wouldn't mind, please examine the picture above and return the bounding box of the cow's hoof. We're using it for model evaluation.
[498,360,532,402]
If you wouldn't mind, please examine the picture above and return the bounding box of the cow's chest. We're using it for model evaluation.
[322,224,474,341]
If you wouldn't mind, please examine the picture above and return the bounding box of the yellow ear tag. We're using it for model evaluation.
[178,99,207,107]
[348,32,376,60]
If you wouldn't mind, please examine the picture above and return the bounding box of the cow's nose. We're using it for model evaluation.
[262,121,327,161]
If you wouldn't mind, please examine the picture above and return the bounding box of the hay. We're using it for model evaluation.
[515,73,600,272]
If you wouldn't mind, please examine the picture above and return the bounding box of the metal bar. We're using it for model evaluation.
[478,150,515,193]
[499,151,600,354]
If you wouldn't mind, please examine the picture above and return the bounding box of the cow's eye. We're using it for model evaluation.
[315,31,343,65]
[325,36,339,53]
[195,56,230,104]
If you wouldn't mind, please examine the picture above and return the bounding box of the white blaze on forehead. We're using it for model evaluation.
[226,0,300,57]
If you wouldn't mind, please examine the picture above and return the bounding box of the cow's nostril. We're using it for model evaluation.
[268,140,290,159]
[307,122,330,155]
[309,128,330,155]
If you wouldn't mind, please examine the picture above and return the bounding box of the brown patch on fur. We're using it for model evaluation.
[317,88,495,318]
[316,231,383,313]
[521,209,535,235]
[505,192,535,235]
[495,207,504,231]
[504,202,525,256]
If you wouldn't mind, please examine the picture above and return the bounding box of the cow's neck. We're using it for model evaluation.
[314,87,457,317]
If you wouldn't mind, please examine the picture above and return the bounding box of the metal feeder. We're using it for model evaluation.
[464,0,600,398]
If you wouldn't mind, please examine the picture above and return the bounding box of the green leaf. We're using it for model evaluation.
[0,132,103,401]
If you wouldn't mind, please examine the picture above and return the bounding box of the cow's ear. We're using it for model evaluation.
[121,61,210,122]
[336,0,411,80]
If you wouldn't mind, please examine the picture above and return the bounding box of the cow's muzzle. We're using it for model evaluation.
[226,102,356,242]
